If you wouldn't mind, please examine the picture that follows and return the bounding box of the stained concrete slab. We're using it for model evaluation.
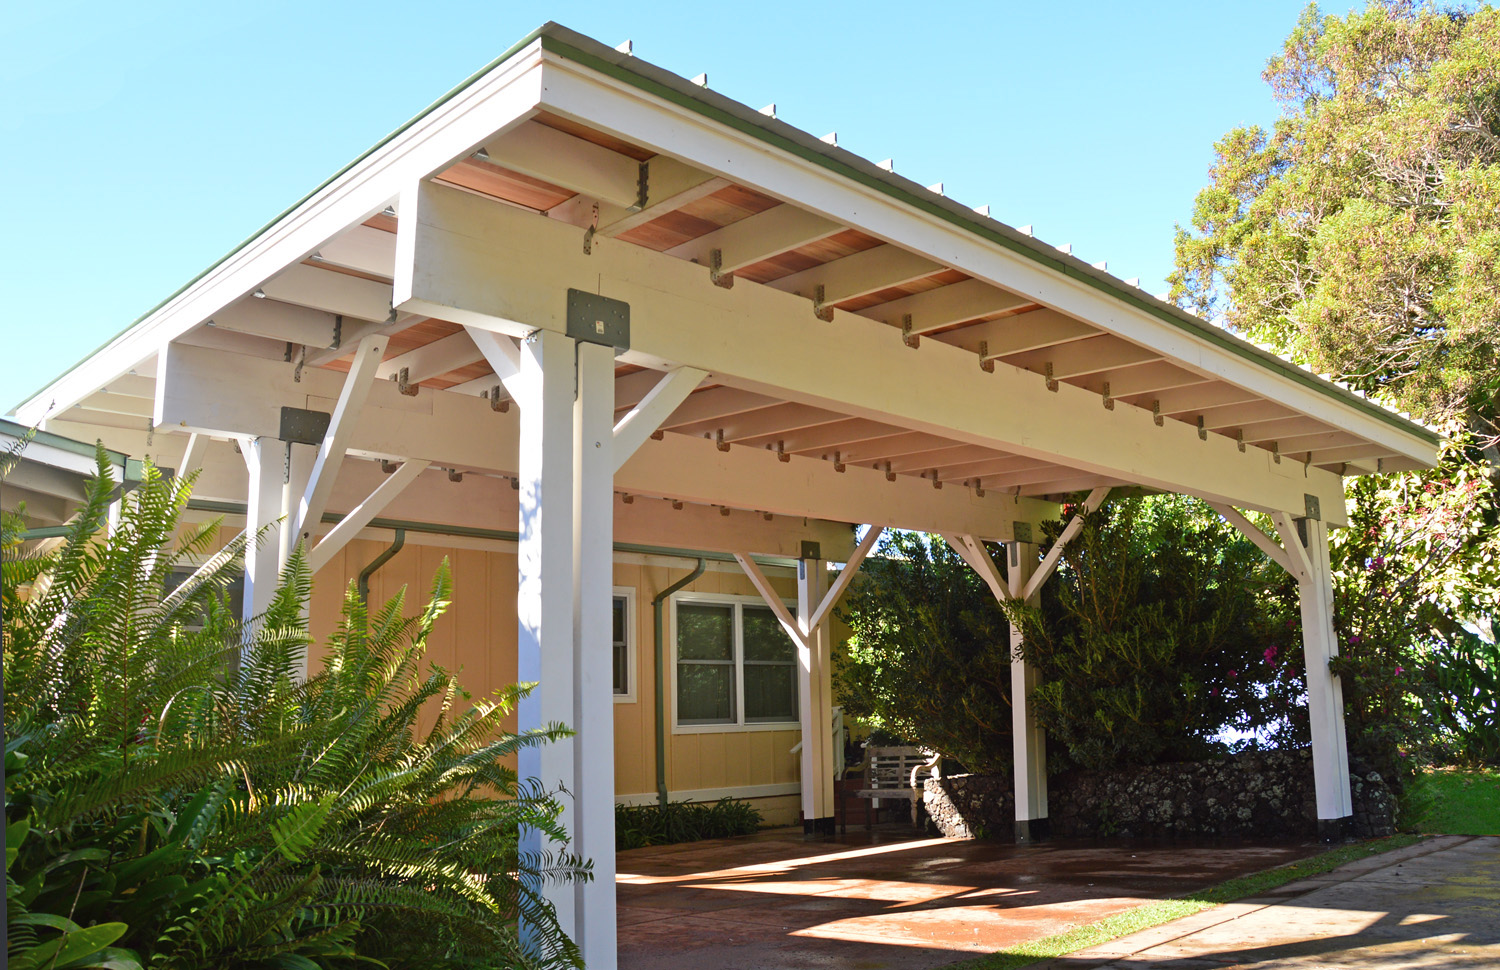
[1044,835,1500,969]
[616,826,1324,970]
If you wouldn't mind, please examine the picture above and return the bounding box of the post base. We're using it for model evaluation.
[803,816,837,839]
[1014,817,1051,844]
[1317,816,1353,843]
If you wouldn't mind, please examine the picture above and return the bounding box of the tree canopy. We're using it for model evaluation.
[1171,1,1500,445]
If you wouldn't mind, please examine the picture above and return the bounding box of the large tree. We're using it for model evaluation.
[1172,0,1500,445]
[1173,1,1500,773]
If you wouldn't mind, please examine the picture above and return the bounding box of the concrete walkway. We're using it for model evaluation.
[616,827,1324,969]
[1045,835,1500,969]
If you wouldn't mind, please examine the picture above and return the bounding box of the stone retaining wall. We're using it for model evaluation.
[923,749,1395,841]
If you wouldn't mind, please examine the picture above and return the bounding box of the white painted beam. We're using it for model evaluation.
[771,245,941,307]
[653,387,780,429]
[260,263,393,323]
[612,367,707,472]
[535,56,1437,468]
[206,298,345,347]
[940,533,1010,604]
[933,311,1099,358]
[483,121,640,208]
[665,204,844,275]
[1000,334,1161,380]
[400,183,1351,522]
[153,342,1047,536]
[312,224,399,278]
[805,524,884,630]
[307,458,431,573]
[863,278,1034,334]
[377,331,483,385]
[466,327,526,401]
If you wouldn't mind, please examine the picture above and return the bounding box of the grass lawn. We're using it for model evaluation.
[1407,767,1500,836]
[950,834,1425,970]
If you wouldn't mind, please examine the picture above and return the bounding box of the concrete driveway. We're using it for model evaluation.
[1047,835,1500,969]
[615,827,1324,969]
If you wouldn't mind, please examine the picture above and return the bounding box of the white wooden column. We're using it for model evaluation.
[1286,516,1355,838]
[571,339,617,967]
[514,328,578,948]
[797,551,836,834]
[241,436,286,625]
[1008,540,1048,842]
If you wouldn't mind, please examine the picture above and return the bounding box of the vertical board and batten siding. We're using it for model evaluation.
[303,536,806,825]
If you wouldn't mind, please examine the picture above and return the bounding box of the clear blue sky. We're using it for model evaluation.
[3,0,1325,397]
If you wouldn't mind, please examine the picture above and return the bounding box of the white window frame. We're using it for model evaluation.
[612,585,637,703]
[670,590,800,734]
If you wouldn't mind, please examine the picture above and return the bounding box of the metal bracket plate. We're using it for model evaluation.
[1303,493,1321,521]
[566,289,630,350]
[1012,521,1035,544]
[799,540,822,561]
[279,407,331,445]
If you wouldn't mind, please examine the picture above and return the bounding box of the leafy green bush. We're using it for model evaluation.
[4,448,585,969]
[1007,496,1292,770]
[835,531,1012,773]
[1329,445,1500,777]
[614,798,762,850]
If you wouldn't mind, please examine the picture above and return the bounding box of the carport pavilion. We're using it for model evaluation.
[14,23,1441,970]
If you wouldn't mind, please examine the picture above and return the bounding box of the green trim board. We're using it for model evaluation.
[1,416,128,468]
[15,23,1439,450]
[180,499,802,569]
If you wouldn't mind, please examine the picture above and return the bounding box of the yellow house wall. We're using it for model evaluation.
[301,536,810,827]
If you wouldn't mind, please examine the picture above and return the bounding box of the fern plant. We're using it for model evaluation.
[4,444,587,969]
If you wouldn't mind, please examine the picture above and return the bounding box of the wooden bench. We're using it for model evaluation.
[838,745,940,832]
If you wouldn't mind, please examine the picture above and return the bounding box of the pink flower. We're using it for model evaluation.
[1394,666,1405,675]
[1228,670,1238,678]
[1264,645,1279,664]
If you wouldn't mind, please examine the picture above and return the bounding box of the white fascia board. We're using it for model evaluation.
[532,52,1437,467]
[15,44,548,425]
[402,181,1353,523]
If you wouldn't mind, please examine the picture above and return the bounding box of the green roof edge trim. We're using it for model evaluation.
[536,30,1438,447]
[21,22,1437,450]
[1,416,128,466]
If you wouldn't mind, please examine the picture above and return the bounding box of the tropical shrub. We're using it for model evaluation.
[1006,496,1293,771]
[835,531,1012,774]
[3,446,586,969]
[1329,445,1500,777]
[614,798,762,851]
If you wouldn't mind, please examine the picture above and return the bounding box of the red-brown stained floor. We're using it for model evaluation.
[616,826,1324,969]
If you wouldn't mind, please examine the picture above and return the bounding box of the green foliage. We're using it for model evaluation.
[613,798,763,851]
[4,448,587,969]
[1171,1,1500,438]
[1328,445,1500,775]
[834,531,1012,773]
[1007,496,1294,770]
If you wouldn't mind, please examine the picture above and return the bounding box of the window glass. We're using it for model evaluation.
[676,603,735,724]
[742,605,796,662]
[677,604,733,660]
[612,596,629,696]
[744,662,797,722]
[677,664,735,723]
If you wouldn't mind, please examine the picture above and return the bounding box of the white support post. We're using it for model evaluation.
[1275,514,1354,839]
[306,459,431,574]
[571,339,617,968]
[513,328,578,949]
[241,436,285,625]
[295,335,388,546]
[1007,540,1048,842]
[797,549,836,835]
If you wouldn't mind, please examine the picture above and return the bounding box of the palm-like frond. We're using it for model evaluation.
[5,445,583,969]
